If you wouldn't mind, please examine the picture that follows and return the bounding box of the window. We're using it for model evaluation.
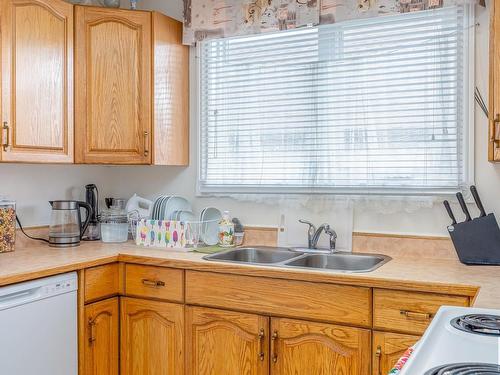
[198,5,473,195]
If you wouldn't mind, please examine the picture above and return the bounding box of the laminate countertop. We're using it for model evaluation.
[1,240,499,308]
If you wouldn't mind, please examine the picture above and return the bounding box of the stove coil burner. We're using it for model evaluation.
[425,363,500,374]
[451,314,500,336]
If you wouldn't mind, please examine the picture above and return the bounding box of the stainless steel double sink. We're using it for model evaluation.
[203,247,391,273]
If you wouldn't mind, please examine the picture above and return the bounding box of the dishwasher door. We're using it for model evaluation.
[0,272,78,375]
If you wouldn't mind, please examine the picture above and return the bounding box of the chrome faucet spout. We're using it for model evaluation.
[311,223,329,249]
[299,220,338,253]
[298,219,316,249]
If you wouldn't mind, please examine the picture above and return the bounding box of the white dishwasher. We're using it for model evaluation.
[0,272,78,375]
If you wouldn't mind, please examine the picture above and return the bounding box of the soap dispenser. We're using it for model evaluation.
[218,211,234,247]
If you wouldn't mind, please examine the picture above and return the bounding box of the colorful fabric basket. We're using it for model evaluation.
[389,346,415,374]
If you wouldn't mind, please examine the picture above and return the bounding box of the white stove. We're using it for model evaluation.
[401,306,500,375]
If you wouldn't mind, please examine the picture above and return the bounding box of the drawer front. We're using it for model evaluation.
[373,289,469,334]
[186,271,371,327]
[125,264,184,302]
[85,263,121,303]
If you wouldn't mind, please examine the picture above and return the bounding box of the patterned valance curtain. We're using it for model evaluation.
[183,0,477,45]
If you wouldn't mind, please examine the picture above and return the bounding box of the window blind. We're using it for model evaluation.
[199,6,471,195]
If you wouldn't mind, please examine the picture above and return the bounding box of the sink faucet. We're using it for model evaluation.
[298,219,316,248]
[299,219,337,252]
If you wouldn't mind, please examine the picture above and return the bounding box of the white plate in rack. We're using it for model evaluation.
[163,196,191,220]
[151,197,160,219]
[200,207,222,246]
[159,196,170,219]
[153,196,168,220]
[176,210,195,222]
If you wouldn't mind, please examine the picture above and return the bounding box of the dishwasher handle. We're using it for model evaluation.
[0,286,44,311]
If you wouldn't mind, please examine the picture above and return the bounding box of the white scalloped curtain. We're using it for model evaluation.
[182,0,477,45]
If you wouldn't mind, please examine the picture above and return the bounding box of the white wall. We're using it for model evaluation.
[1,2,499,236]
[133,0,183,20]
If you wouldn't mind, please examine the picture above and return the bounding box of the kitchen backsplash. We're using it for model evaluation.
[0,161,493,238]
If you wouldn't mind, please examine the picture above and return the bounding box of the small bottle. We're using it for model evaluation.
[218,211,234,247]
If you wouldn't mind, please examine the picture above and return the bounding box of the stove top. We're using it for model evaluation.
[424,363,500,374]
[400,307,500,375]
[451,314,500,337]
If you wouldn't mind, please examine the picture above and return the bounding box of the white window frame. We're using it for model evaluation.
[194,4,475,197]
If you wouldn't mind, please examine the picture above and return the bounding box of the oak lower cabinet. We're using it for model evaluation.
[372,331,420,375]
[120,297,184,375]
[1,0,74,163]
[271,318,371,375]
[186,306,270,375]
[78,264,470,374]
[185,306,371,375]
[83,297,119,375]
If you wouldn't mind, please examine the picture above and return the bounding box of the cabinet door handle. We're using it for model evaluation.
[400,309,431,321]
[258,328,265,361]
[2,122,9,151]
[141,278,165,288]
[491,114,500,144]
[375,345,382,375]
[143,131,149,157]
[88,318,96,344]
[271,330,278,363]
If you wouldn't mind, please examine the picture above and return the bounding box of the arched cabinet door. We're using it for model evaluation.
[74,6,151,165]
[83,297,119,375]
[270,317,371,375]
[372,331,419,375]
[120,297,184,375]
[1,0,74,163]
[186,306,269,375]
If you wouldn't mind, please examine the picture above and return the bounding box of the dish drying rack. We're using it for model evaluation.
[130,218,219,249]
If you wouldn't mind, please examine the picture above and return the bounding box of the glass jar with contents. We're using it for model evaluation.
[100,206,129,243]
[0,199,16,253]
[218,210,234,247]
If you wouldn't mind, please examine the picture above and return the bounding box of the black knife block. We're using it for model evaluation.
[448,213,500,265]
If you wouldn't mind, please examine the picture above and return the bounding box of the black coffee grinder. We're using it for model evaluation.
[83,184,100,241]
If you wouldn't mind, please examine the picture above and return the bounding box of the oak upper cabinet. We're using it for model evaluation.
[1,0,74,163]
[270,318,371,375]
[152,12,189,166]
[491,0,500,161]
[120,297,184,375]
[74,7,189,165]
[75,6,152,164]
[83,297,119,375]
[186,306,269,375]
[372,331,419,375]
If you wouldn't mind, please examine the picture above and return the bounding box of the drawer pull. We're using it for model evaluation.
[400,310,431,321]
[258,328,265,361]
[141,279,165,288]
